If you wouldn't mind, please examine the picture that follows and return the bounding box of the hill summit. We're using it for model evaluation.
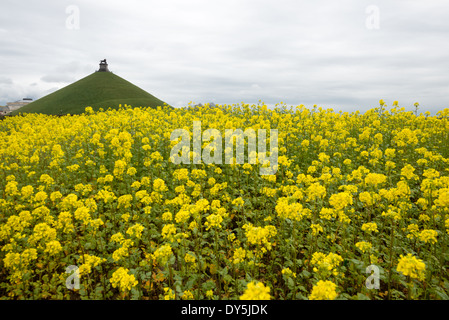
[13,59,168,115]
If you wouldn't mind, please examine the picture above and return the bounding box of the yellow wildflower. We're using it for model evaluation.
[419,229,438,244]
[361,222,379,233]
[281,268,297,278]
[204,214,223,230]
[355,241,372,253]
[309,280,338,300]
[110,267,138,292]
[240,281,271,300]
[396,254,426,281]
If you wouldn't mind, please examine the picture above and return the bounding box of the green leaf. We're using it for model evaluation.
[223,274,233,284]
[284,260,293,268]
[94,285,104,299]
[131,287,140,300]
[348,258,364,269]
[218,266,229,276]
[301,269,311,278]
[295,292,307,299]
[202,280,216,291]
[432,286,449,300]
[287,277,295,289]
[356,293,371,300]
[296,285,306,292]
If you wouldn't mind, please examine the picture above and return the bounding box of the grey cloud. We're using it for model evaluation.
[0,0,448,111]
[40,61,92,83]
[41,74,77,83]
[0,77,13,85]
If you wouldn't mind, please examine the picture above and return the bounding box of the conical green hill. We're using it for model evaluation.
[13,71,169,115]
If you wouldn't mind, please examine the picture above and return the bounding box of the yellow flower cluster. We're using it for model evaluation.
[161,223,176,239]
[117,194,133,209]
[306,183,327,202]
[175,208,190,224]
[204,213,223,230]
[74,206,91,225]
[396,254,426,281]
[78,254,106,276]
[281,267,297,278]
[163,287,176,300]
[418,229,438,244]
[319,207,337,220]
[435,188,449,207]
[364,173,387,186]
[44,240,62,256]
[182,290,194,300]
[381,208,402,220]
[361,222,379,233]
[359,192,374,206]
[239,281,271,300]
[126,223,145,239]
[4,248,37,281]
[184,252,197,268]
[110,267,138,292]
[310,223,324,235]
[232,247,246,264]
[311,252,343,277]
[231,197,245,207]
[154,244,173,265]
[29,222,57,247]
[309,280,338,300]
[153,178,168,192]
[275,197,309,221]
[242,223,277,251]
[112,239,134,262]
[328,192,353,211]
[355,241,372,253]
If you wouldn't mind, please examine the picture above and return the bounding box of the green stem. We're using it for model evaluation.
[168,262,175,299]
[387,221,395,300]
[214,231,222,300]
[292,222,298,299]
[407,276,412,300]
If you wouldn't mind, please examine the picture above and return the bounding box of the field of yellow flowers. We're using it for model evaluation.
[1,101,449,300]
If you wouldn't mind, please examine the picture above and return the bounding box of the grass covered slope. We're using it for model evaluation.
[13,72,168,115]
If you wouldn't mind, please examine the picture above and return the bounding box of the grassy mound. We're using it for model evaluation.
[13,72,168,115]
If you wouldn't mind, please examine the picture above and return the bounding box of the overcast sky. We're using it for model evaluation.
[1,0,448,113]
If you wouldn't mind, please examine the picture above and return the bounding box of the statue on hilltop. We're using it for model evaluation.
[98,59,110,72]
